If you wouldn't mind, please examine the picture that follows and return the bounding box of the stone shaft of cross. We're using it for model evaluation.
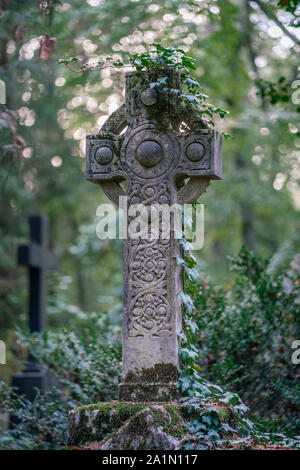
[86,69,222,401]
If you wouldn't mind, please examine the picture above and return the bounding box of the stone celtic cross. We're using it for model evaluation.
[86,69,222,401]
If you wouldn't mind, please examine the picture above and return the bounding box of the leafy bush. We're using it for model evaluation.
[0,312,121,449]
[186,247,300,436]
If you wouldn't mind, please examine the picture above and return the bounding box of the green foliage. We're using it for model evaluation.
[183,246,300,439]
[0,245,299,449]
[0,314,121,449]
[60,43,229,126]
[1,0,299,333]
[178,243,300,449]
[257,76,300,123]
[276,0,299,17]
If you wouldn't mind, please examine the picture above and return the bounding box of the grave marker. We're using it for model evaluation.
[12,215,57,401]
[86,69,222,401]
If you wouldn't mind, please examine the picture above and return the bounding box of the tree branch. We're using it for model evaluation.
[252,0,300,46]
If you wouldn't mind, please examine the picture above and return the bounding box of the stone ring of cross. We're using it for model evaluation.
[121,124,180,179]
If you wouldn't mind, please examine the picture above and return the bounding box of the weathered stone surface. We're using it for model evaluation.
[100,405,185,450]
[68,401,186,450]
[86,69,222,401]
[68,402,146,446]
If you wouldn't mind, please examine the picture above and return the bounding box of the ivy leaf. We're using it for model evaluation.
[58,56,78,64]
[185,266,199,282]
[186,78,200,88]
[174,254,185,267]
[222,423,237,433]
[178,291,195,314]
[158,76,168,85]
[180,347,198,362]
[179,376,191,392]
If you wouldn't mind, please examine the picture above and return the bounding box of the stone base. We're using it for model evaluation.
[118,382,178,402]
[68,401,186,450]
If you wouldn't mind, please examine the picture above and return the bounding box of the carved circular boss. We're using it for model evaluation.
[122,126,178,179]
[91,140,117,170]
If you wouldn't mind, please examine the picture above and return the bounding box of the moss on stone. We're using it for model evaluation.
[151,404,186,440]
[72,400,145,416]
[124,363,178,383]
[99,404,186,450]
[68,401,148,445]
[119,382,178,402]
[218,406,231,423]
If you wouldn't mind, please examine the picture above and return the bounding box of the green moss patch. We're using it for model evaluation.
[68,401,149,445]
[98,404,186,450]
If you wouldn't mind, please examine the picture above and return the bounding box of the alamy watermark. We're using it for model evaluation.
[0,340,6,365]
[291,80,300,105]
[0,79,5,105]
[95,197,205,250]
[292,340,300,365]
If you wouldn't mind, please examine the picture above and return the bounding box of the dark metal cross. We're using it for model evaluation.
[86,69,222,401]
[11,215,57,404]
[18,215,57,333]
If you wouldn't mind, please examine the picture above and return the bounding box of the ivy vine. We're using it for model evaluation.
[59,44,229,134]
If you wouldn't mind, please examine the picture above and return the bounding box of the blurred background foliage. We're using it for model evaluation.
[0,0,299,447]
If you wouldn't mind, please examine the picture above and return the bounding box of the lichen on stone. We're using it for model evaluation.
[97,404,186,450]
[68,401,147,445]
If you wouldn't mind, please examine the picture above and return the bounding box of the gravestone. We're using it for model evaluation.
[86,69,222,402]
[12,215,57,401]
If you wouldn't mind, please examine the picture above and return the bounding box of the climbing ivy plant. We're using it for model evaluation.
[59,44,229,132]
[177,241,300,449]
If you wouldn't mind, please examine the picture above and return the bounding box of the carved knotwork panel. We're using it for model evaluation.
[126,180,172,338]
[127,238,172,338]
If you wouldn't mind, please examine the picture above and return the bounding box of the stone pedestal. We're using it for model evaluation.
[68,401,186,450]
[67,401,236,450]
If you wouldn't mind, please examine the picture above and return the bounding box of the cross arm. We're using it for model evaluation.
[86,131,127,206]
[18,244,58,270]
[176,129,222,180]
[174,128,222,204]
[86,132,126,181]
[86,102,130,207]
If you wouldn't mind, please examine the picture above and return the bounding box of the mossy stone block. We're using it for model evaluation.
[68,401,185,447]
